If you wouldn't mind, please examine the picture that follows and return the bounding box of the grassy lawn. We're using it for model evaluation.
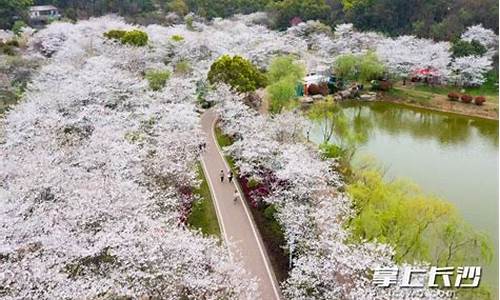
[214,126,238,170]
[215,126,233,148]
[386,86,433,105]
[187,162,221,239]
[411,72,499,103]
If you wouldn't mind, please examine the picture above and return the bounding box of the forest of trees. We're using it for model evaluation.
[2,0,499,41]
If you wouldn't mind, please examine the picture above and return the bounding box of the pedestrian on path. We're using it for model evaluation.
[220,170,225,183]
[233,190,239,202]
[228,170,233,183]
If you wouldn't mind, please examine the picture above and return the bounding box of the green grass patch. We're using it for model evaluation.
[412,73,499,103]
[214,126,233,148]
[187,163,221,238]
[387,87,433,105]
[214,126,238,173]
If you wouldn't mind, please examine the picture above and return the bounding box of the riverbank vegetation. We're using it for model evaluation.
[307,100,495,298]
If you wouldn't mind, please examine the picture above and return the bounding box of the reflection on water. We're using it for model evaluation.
[310,101,499,294]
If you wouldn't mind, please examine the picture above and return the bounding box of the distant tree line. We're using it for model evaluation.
[2,0,498,42]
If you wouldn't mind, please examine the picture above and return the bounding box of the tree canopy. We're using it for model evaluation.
[267,55,305,84]
[0,0,32,29]
[208,55,267,93]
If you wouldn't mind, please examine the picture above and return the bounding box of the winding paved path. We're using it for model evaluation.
[200,110,282,300]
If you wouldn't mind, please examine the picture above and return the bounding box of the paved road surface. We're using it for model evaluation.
[200,109,281,300]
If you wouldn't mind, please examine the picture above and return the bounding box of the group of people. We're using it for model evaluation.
[219,169,233,183]
[198,142,207,152]
[220,170,239,202]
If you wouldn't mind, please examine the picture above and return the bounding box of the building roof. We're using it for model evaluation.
[30,5,58,12]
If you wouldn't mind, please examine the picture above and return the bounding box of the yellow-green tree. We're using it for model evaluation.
[347,170,492,266]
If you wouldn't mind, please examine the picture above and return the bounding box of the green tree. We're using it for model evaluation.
[267,55,305,84]
[358,51,385,82]
[267,0,329,30]
[121,30,148,46]
[12,20,27,36]
[145,69,171,91]
[334,54,358,80]
[0,0,32,29]
[334,52,384,82]
[451,39,488,58]
[186,0,270,19]
[208,55,267,93]
[266,75,296,114]
[168,0,189,16]
[347,169,493,267]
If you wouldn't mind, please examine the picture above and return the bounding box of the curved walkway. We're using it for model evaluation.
[200,109,282,300]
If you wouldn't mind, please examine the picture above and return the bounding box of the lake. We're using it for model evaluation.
[309,101,499,295]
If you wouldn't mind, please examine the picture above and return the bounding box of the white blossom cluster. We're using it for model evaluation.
[286,21,496,86]
[460,24,499,58]
[1,16,259,299]
[214,87,448,299]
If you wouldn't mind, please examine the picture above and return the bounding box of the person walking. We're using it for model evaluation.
[233,190,239,202]
[220,170,225,183]
[228,170,233,183]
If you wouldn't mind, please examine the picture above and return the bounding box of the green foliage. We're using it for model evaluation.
[263,205,277,220]
[170,34,184,42]
[121,30,148,46]
[145,69,171,91]
[334,54,358,80]
[265,56,305,114]
[451,39,488,58]
[340,0,498,41]
[168,0,189,16]
[266,76,296,114]
[104,29,148,47]
[11,20,26,36]
[184,14,195,30]
[187,163,221,238]
[319,143,346,159]
[186,0,270,19]
[334,52,385,82]
[267,55,305,84]
[0,0,32,29]
[358,51,385,82]
[347,169,493,266]
[103,29,127,40]
[174,59,191,75]
[247,177,261,189]
[208,55,267,93]
[267,0,329,30]
[215,126,234,148]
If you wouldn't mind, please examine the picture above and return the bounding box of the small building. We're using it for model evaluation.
[29,5,61,23]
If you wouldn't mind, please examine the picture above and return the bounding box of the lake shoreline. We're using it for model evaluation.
[378,89,499,121]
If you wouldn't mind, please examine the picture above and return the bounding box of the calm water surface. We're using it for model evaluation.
[310,101,499,294]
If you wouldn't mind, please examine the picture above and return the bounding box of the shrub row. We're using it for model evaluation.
[447,92,486,106]
[104,29,148,47]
